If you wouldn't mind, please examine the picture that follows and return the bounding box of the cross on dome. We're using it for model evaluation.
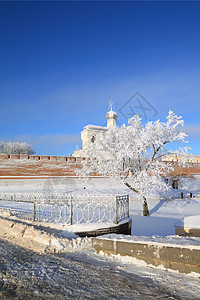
[109,100,113,110]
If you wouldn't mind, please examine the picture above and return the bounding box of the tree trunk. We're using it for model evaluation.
[142,197,149,216]
[124,182,149,216]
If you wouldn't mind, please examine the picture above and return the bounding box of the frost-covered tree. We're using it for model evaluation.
[0,141,35,155]
[79,111,187,216]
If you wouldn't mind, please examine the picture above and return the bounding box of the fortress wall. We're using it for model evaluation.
[0,154,83,177]
[76,157,84,163]
[58,156,67,162]
[0,155,200,178]
[40,155,50,161]
[29,155,40,160]
[20,155,29,159]
[67,156,76,162]
[164,161,200,177]
[183,165,200,176]
[0,154,9,159]
[10,154,20,159]
[50,156,57,161]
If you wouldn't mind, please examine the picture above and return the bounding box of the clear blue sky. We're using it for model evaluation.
[0,1,200,155]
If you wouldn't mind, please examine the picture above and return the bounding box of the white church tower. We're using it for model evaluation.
[73,101,117,157]
[106,100,117,128]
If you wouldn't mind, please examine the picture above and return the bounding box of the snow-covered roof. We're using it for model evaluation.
[175,216,200,229]
[83,125,108,131]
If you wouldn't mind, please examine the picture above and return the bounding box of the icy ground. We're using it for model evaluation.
[0,238,200,300]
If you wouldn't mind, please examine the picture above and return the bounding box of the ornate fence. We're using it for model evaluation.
[116,194,129,223]
[0,192,129,225]
[0,206,34,221]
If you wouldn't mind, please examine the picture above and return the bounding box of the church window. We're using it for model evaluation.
[91,135,95,143]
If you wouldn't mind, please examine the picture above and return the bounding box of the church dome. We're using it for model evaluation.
[106,109,117,120]
[106,101,117,120]
[106,101,117,128]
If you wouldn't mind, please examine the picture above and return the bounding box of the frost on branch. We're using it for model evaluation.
[78,111,188,201]
[0,141,35,155]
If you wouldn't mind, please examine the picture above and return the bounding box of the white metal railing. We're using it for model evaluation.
[0,206,34,221]
[0,192,68,203]
[0,192,129,225]
[116,194,129,223]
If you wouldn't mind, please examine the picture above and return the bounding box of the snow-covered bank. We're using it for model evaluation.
[0,215,92,253]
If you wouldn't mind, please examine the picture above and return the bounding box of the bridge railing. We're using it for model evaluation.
[0,192,129,225]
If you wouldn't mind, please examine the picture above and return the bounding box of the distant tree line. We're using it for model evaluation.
[0,141,35,155]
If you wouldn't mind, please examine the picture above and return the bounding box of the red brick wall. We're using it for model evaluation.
[163,161,200,177]
[0,155,83,177]
[0,155,199,178]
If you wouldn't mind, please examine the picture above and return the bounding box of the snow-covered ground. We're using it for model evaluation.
[130,197,200,237]
[1,176,200,237]
[0,176,200,298]
[0,238,199,299]
[0,175,200,197]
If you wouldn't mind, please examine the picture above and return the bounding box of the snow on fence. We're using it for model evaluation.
[0,192,129,225]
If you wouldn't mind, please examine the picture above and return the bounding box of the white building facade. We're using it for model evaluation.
[73,103,117,157]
